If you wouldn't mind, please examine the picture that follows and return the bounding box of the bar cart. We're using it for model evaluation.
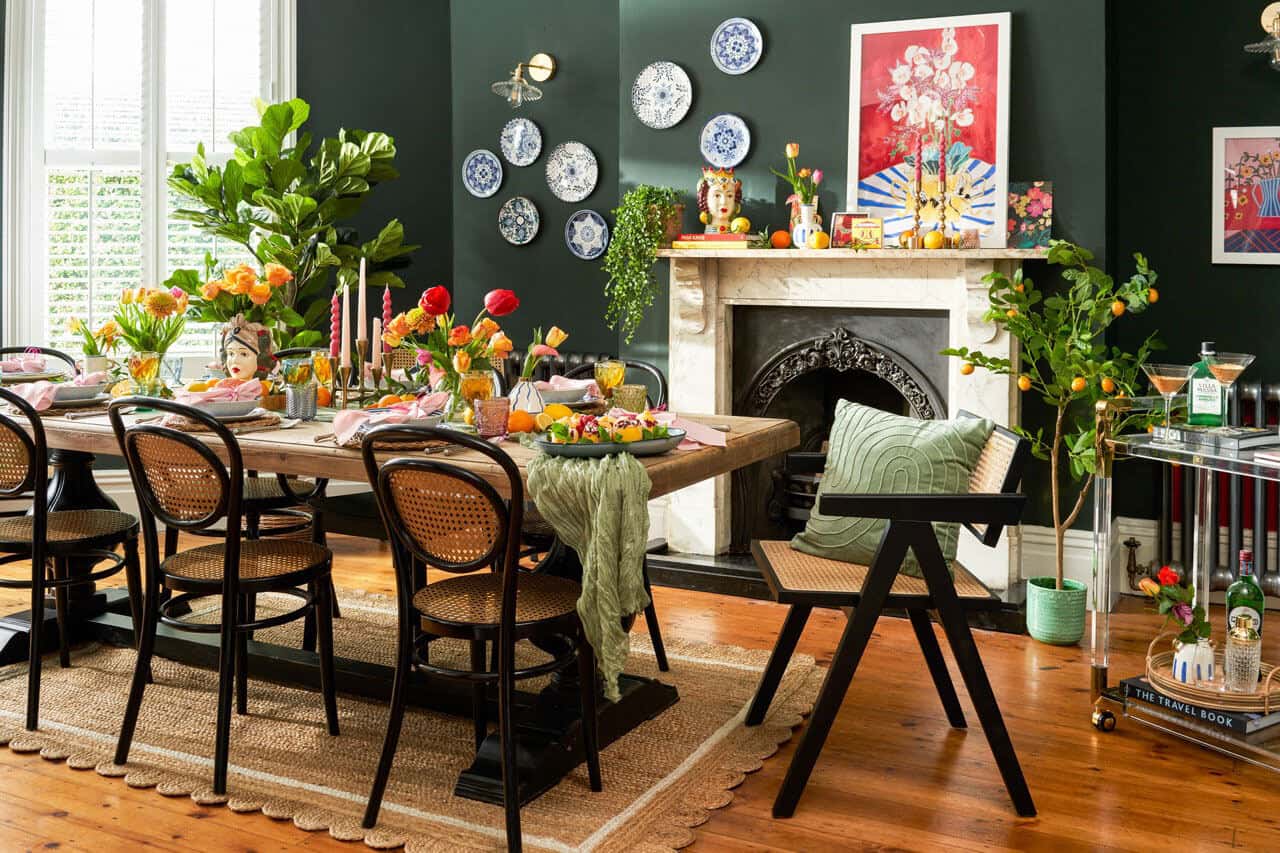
[1091,396,1280,770]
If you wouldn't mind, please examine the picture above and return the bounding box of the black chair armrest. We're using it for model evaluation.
[817,493,1026,526]
[275,473,329,503]
[785,453,827,475]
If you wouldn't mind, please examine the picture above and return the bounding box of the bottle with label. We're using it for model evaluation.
[1187,341,1223,426]
[1226,548,1265,635]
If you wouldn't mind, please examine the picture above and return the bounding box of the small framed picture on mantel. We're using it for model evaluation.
[1213,126,1280,264]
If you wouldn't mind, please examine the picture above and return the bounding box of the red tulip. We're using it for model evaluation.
[419,285,451,316]
[483,289,519,317]
[1157,565,1179,586]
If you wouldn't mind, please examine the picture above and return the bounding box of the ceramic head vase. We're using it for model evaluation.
[698,166,742,234]
[220,314,274,381]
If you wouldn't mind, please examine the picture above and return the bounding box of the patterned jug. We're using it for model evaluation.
[510,379,545,415]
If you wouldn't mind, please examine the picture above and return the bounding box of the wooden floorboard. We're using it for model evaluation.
[0,534,1276,851]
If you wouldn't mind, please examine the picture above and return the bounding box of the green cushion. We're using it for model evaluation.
[790,402,994,577]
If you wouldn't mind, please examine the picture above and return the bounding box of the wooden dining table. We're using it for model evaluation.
[6,406,799,805]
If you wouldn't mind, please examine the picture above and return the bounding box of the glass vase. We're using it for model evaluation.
[127,351,161,396]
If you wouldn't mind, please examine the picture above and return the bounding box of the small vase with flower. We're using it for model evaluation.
[1139,565,1215,684]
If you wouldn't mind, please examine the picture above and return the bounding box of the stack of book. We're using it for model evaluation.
[669,233,754,250]
[1152,424,1280,453]
[1121,676,1280,744]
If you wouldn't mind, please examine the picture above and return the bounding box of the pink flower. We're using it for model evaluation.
[1171,602,1194,626]
[428,365,446,388]
[530,344,559,358]
[1026,200,1044,218]
[415,349,433,367]
[812,169,823,186]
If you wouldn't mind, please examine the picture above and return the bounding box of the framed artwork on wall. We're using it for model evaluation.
[1213,126,1280,264]
[846,13,1011,248]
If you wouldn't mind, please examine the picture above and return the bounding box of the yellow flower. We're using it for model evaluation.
[388,314,411,337]
[1138,577,1160,597]
[66,317,84,334]
[785,142,799,159]
[544,326,568,348]
[452,350,471,372]
[406,307,426,327]
[436,313,449,330]
[144,289,178,319]
[96,320,117,341]
[265,262,293,288]
[248,281,272,306]
[119,288,134,305]
[382,331,403,349]
[200,280,222,301]
[472,317,498,342]
[172,289,189,313]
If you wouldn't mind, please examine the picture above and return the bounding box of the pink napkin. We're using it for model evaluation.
[535,375,600,398]
[7,381,58,411]
[654,412,727,449]
[72,370,109,386]
[0,354,47,374]
[174,382,263,405]
[332,391,451,446]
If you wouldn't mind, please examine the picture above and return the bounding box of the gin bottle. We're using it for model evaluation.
[1226,613,1262,693]
[1187,341,1223,426]
[1226,548,1265,635]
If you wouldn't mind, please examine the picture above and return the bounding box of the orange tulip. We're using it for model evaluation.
[797,167,811,179]
[248,281,272,306]
[265,262,293,288]
[200,280,222,301]
[448,325,471,347]
[472,317,499,342]
[785,143,799,159]
[452,350,471,373]
[382,331,403,349]
[388,314,411,337]
[544,326,568,348]
[489,332,514,358]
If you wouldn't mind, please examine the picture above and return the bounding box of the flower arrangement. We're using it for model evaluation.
[1139,566,1211,646]
[65,317,120,357]
[520,326,568,380]
[170,260,297,334]
[771,143,822,205]
[113,286,188,356]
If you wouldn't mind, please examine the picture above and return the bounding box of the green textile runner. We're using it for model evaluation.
[526,452,652,700]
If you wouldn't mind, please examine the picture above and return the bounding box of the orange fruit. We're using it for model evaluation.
[1101,377,1116,394]
[543,403,572,420]
[400,393,417,402]
[1014,283,1025,293]
[507,410,536,434]
[959,361,975,376]
[770,230,791,249]
[316,386,332,407]
[1071,376,1087,393]
[1147,287,1159,303]
[1005,308,1018,318]
[1111,300,1125,317]
[1017,375,1032,392]
[922,230,945,250]
[376,393,401,408]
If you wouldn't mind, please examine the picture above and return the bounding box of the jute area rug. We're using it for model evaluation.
[0,589,822,852]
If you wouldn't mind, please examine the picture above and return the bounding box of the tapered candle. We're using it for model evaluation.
[357,258,368,342]
[340,283,351,368]
[329,291,341,358]
[371,319,382,370]
[382,286,392,353]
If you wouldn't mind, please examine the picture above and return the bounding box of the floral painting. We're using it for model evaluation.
[1007,181,1053,248]
[847,13,1010,248]
[1213,127,1280,264]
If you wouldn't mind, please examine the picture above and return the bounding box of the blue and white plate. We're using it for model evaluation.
[564,210,610,260]
[498,196,540,245]
[545,141,598,203]
[700,113,750,168]
[710,17,763,75]
[461,149,502,198]
[499,118,542,167]
[631,61,693,130]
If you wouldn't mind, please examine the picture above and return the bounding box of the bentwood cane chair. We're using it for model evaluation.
[359,425,601,850]
[0,346,79,377]
[109,398,339,795]
[0,387,142,730]
[744,414,1037,819]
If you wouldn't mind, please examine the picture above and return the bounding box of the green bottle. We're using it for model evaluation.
[1227,549,1265,635]
[1187,341,1223,426]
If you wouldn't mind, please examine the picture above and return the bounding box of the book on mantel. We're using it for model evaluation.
[1152,424,1280,452]
[670,233,753,250]
[1121,676,1280,736]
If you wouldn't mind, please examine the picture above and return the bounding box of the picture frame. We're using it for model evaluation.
[1212,126,1280,265]
[829,211,883,249]
[846,13,1011,249]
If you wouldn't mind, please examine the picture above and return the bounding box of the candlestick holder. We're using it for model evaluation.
[338,365,352,410]
[328,356,341,408]
[371,365,384,393]
[356,339,370,404]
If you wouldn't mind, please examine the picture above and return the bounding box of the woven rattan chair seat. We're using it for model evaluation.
[756,540,993,603]
[242,476,315,503]
[0,509,137,549]
[163,539,329,586]
[413,571,581,626]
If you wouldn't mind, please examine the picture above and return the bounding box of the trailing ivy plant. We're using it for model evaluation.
[166,97,418,348]
[603,185,681,343]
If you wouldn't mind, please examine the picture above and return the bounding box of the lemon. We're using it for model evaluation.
[186,381,210,392]
[730,216,751,234]
[463,406,475,426]
[922,230,945,249]
[534,412,555,432]
[543,403,572,421]
[807,230,830,250]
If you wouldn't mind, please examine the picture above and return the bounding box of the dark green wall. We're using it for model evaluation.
[298,0,453,316]
[449,0,619,354]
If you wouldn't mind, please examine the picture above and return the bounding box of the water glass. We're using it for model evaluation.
[475,396,511,437]
[160,357,184,387]
[282,358,315,387]
[286,384,318,420]
[612,383,648,413]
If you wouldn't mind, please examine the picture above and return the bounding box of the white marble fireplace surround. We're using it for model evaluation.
[658,247,1042,594]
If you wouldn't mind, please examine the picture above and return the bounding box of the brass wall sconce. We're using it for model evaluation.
[491,53,557,108]
[1244,3,1280,69]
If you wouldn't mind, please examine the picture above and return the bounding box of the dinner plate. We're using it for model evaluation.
[564,210,610,260]
[1,370,66,383]
[545,142,598,203]
[192,400,261,419]
[498,196,540,245]
[540,387,590,404]
[699,113,750,168]
[534,428,685,458]
[499,117,542,166]
[461,149,503,198]
[631,61,693,129]
[710,17,764,75]
[48,393,110,410]
[54,382,109,401]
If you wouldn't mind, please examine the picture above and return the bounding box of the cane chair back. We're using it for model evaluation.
[0,388,41,498]
[957,411,1029,547]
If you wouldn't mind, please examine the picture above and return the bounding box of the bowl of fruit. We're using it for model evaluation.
[534,409,684,458]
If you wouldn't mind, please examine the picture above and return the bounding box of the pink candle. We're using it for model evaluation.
[371,319,382,369]
[382,286,392,353]
[340,284,351,368]
[914,134,923,192]
[356,258,368,343]
[329,291,340,358]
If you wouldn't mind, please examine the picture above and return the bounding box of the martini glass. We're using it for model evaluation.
[1205,352,1256,429]
[1142,363,1194,443]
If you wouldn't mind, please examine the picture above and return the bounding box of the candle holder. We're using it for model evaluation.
[356,339,369,404]
[328,356,340,408]
[371,365,384,393]
[338,365,352,410]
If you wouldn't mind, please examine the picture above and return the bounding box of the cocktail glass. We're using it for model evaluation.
[1142,363,1194,443]
[594,359,625,399]
[1205,352,1256,429]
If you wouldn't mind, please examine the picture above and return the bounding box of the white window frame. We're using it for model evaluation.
[1,0,296,353]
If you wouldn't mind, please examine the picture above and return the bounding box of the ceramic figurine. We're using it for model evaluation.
[697,166,742,234]
[219,314,274,381]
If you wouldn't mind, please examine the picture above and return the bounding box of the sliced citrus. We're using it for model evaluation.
[534,412,555,432]
[543,403,572,420]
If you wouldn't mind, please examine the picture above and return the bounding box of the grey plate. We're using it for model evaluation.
[54,382,109,401]
[540,387,589,404]
[535,428,685,458]
[1,370,67,384]
[49,393,110,409]
[193,399,260,418]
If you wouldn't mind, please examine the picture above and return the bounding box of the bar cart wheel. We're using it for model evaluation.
[1092,708,1116,732]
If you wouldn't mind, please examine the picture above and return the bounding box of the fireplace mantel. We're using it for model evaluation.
[661,249,1027,594]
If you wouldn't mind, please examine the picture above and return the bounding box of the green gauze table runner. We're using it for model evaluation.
[526,452,653,701]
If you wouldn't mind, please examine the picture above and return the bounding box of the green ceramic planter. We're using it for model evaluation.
[1026,577,1087,645]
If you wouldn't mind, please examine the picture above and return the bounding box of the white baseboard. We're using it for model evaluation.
[1020,516,1160,612]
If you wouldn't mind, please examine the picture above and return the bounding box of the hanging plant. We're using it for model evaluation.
[602,185,682,343]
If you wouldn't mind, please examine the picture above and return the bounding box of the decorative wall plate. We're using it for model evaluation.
[499,118,542,167]
[710,17,763,75]
[545,141,598,202]
[498,196,540,245]
[564,210,610,260]
[700,113,751,168]
[631,61,693,129]
[461,149,503,198]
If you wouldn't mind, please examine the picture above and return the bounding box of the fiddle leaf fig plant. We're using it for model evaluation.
[943,240,1162,590]
[603,185,682,343]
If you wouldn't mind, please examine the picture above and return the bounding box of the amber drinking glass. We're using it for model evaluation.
[458,370,495,407]
[612,383,648,413]
[594,359,625,399]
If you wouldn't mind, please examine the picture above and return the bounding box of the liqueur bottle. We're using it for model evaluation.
[1226,548,1265,636]
[1187,341,1223,426]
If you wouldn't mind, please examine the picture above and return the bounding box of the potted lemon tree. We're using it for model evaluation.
[944,240,1161,644]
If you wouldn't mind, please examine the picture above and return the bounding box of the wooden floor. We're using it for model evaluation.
[0,534,1277,851]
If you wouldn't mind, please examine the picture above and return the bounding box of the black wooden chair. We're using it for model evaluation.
[359,424,601,850]
[0,345,78,376]
[0,387,142,730]
[109,397,339,795]
[744,414,1036,819]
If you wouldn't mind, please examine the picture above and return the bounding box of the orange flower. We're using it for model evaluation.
[200,280,222,301]
[785,143,799,159]
[225,264,257,296]
[452,350,471,372]
[472,317,499,342]
[387,314,411,337]
[489,332,514,358]
[171,288,189,313]
[382,330,403,349]
[544,326,568,348]
[248,281,272,306]
[448,325,471,347]
[144,289,177,319]
[264,263,293,288]
[406,307,426,328]
[797,167,811,179]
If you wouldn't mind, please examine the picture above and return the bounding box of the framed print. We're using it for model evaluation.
[847,13,1010,248]
[1007,180,1053,248]
[830,212,883,248]
[1213,126,1280,264]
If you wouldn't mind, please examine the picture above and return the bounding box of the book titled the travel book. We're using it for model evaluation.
[670,232,753,250]
[1121,676,1280,735]
[1152,424,1280,452]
